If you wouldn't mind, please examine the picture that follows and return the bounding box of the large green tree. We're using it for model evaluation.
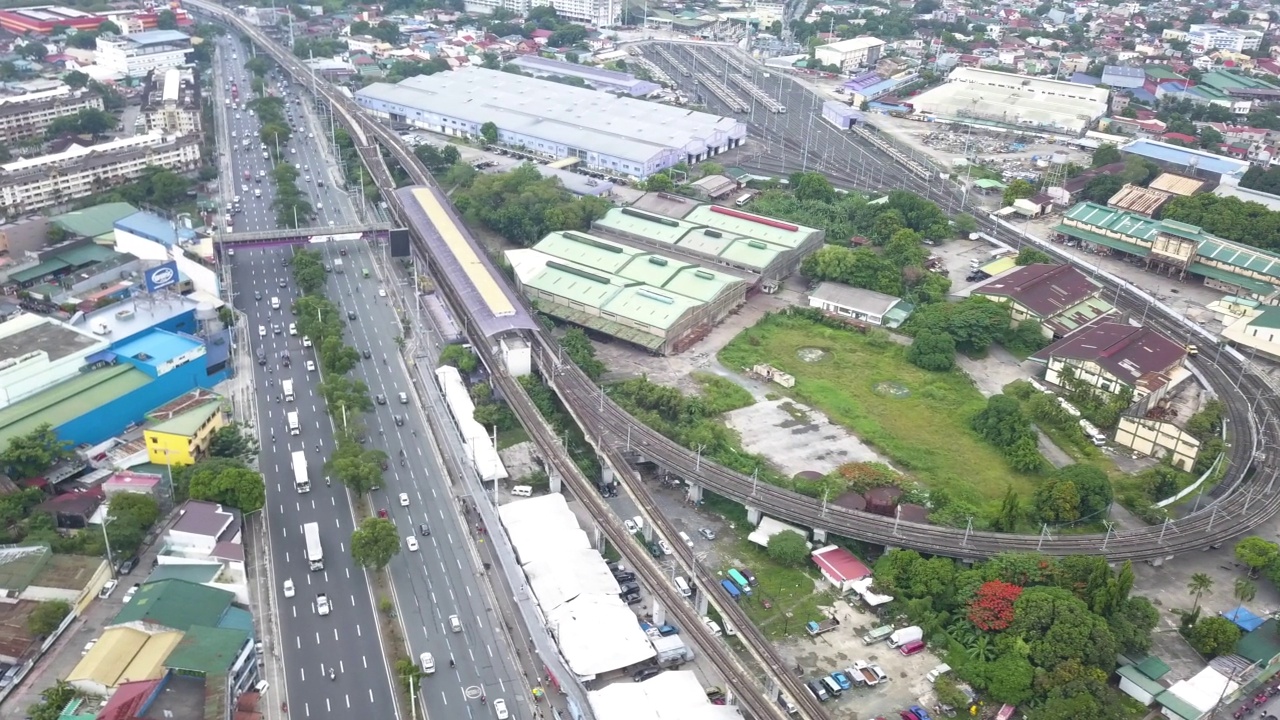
[183,458,266,511]
[351,517,401,569]
[0,424,71,479]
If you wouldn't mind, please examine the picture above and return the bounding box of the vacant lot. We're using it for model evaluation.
[719,314,1036,504]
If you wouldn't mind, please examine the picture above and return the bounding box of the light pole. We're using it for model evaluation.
[101,515,118,577]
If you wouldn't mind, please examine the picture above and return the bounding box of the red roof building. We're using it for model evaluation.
[0,6,106,35]
[1033,321,1188,402]
[974,263,1116,338]
[811,545,871,594]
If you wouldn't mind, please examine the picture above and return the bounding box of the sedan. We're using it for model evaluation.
[377,508,388,519]
[493,699,509,719]
[254,291,262,301]
[658,539,673,555]
[698,527,716,541]
[305,360,316,372]
[302,336,312,347]
[399,492,410,507]
[122,584,140,604]
[910,707,934,720]
[624,519,638,534]
[406,536,419,552]
[362,349,371,359]
[283,579,295,598]
[82,639,98,656]
[633,667,661,682]
[376,394,387,405]
[258,325,266,337]
[831,671,851,691]
[378,288,387,297]
[419,523,430,536]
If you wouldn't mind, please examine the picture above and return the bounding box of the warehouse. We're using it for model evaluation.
[506,231,747,354]
[909,67,1110,135]
[355,67,747,180]
[507,56,661,97]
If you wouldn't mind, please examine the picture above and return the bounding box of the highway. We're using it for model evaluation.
[228,244,399,718]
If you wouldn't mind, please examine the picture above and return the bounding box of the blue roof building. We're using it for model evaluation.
[1120,139,1250,181]
[115,211,198,248]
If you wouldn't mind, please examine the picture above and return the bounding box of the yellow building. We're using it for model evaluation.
[143,390,225,466]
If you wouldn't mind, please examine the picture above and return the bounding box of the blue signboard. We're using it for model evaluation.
[144,261,179,293]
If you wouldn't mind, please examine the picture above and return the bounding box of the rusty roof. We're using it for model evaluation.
[1107,184,1172,218]
[1032,322,1186,388]
[976,263,1103,320]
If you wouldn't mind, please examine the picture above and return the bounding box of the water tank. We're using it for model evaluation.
[1051,151,1069,165]
[195,302,218,321]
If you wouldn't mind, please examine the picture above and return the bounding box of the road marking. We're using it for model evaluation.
[300,667,306,681]
[363,656,368,668]
[334,628,339,641]
[304,703,309,717]
[356,624,361,637]
[345,695,351,708]
[351,594,356,606]
[296,636,301,649]
[368,689,374,703]
[315,631,321,645]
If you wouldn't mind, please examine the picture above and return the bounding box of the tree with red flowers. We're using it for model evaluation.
[968,580,1024,632]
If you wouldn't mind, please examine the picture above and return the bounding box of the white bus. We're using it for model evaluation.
[287,411,300,435]
[282,379,295,402]
[291,450,310,493]
[734,193,752,207]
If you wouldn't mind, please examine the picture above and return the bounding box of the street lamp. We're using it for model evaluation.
[101,515,118,577]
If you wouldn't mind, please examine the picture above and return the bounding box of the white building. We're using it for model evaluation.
[464,0,617,26]
[909,67,1111,135]
[0,314,109,410]
[0,86,103,144]
[814,36,885,72]
[0,134,201,214]
[1187,24,1262,53]
[95,30,193,79]
[807,282,912,328]
[139,68,200,136]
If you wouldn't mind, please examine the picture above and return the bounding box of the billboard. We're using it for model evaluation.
[389,228,410,258]
[144,261,179,293]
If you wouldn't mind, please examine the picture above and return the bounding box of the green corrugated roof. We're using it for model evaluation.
[150,400,221,437]
[974,179,1007,189]
[1189,262,1275,295]
[148,564,220,585]
[662,266,741,302]
[56,243,117,266]
[1117,664,1164,695]
[1155,689,1202,720]
[1249,306,1280,329]
[1052,222,1151,257]
[52,202,138,238]
[0,365,151,450]
[1201,69,1280,91]
[538,303,664,350]
[164,625,250,675]
[112,579,233,632]
[10,258,71,284]
[1134,655,1171,680]
[1237,618,1280,663]
[1145,66,1183,80]
[218,607,254,634]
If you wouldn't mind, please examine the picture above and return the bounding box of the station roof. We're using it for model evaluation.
[0,313,103,364]
[1032,322,1185,386]
[682,204,819,250]
[974,263,1104,321]
[590,670,740,719]
[393,186,536,339]
[52,202,138,239]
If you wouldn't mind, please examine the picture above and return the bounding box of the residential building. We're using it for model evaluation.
[157,500,247,603]
[103,470,165,499]
[139,68,201,136]
[95,31,193,79]
[814,37,886,73]
[0,134,201,215]
[811,545,871,594]
[355,67,747,180]
[1187,24,1263,53]
[807,282,913,328]
[534,0,619,27]
[1053,202,1280,302]
[144,389,226,466]
[1032,322,1188,403]
[1119,139,1250,183]
[0,87,104,145]
[973,263,1117,338]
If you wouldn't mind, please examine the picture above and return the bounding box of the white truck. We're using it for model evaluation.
[303,521,324,570]
[291,450,310,493]
[287,411,300,436]
[887,625,923,648]
[282,379,294,402]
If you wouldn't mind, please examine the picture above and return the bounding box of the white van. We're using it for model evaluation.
[270,296,280,310]
[675,576,691,597]
[678,531,693,549]
[511,485,533,497]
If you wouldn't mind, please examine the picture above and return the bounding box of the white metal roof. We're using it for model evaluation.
[589,670,743,720]
[499,494,655,678]
[434,366,508,482]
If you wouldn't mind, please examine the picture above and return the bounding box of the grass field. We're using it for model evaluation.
[719,314,1037,505]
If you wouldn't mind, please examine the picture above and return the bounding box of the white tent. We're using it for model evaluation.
[590,670,743,720]
[435,365,508,482]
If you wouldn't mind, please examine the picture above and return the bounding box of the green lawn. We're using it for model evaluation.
[726,538,836,641]
[718,314,1037,505]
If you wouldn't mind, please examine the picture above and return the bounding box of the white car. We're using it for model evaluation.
[283,579,295,598]
[305,360,316,372]
[701,617,722,637]
[378,288,387,297]
[406,536,419,552]
[258,325,266,337]
[493,699,509,719]
[317,594,331,616]
[658,539,673,555]
[624,519,638,534]
[98,579,118,599]
[82,639,98,656]
[122,584,140,603]
[399,492,410,507]
[288,323,297,336]
[302,336,312,347]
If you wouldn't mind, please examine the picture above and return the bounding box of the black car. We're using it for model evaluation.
[254,291,262,301]
[419,523,430,536]
[394,415,404,426]
[620,582,640,595]
[362,349,372,359]
[376,394,387,405]
[624,594,642,605]
[117,556,139,575]
[613,572,636,583]
[633,667,661,682]
[278,279,287,288]
[347,311,357,320]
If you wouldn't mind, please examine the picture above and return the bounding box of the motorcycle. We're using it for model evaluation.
[328,668,336,681]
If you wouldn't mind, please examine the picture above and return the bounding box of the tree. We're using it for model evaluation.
[1091,143,1121,167]
[1187,573,1213,613]
[0,423,72,479]
[110,492,160,529]
[906,329,956,371]
[28,681,76,720]
[1234,536,1279,577]
[63,70,89,88]
[1033,475,1081,523]
[1234,577,1258,605]
[16,42,47,61]
[480,121,499,145]
[790,171,836,203]
[351,517,400,569]
[1010,586,1117,671]
[968,580,1023,631]
[990,486,1023,532]
[766,529,809,566]
[953,213,978,237]
[28,600,70,637]
[1003,178,1036,206]
[207,424,260,462]
[1186,615,1242,657]
[972,395,1036,451]
[1081,174,1125,204]
[1016,247,1053,265]
[440,344,479,374]
[156,9,178,30]
[187,460,266,511]
[1050,464,1112,520]
[1108,596,1159,654]
[99,19,121,35]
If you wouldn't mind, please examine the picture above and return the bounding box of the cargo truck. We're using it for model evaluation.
[334,258,344,273]
[291,450,310,493]
[887,625,923,648]
[303,521,324,570]
[287,411,300,435]
[807,616,841,636]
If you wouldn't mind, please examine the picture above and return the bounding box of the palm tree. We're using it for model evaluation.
[1188,573,1213,613]
[1234,578,1258,605]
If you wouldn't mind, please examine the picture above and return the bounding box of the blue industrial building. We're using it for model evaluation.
[507,56,662,96]
[356,67,747,179]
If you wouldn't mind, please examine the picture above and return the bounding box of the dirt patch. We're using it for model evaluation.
[724,400,892,478]
[797,347,830,363]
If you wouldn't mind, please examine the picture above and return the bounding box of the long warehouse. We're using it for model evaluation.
[356,67,748,180]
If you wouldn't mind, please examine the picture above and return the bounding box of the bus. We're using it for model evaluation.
[287,411,300,435]
[734,193,752,207]
[291,450,310,493]
[282,379,294,402]
[727,569,753,595]
[720,578,742,601]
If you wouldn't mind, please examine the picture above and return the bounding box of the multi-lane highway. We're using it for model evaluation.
[213,36,357,234]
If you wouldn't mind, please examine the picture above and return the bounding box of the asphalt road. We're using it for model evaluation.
[228,245,398,719]
[214,36,357,234]
[320,241,531,720]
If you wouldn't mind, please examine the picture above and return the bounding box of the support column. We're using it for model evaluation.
[811,528,827,544]
[686,482,704,506]
[746,505,762,526]
[547,463,563,494]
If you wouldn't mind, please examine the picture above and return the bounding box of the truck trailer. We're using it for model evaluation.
[303,521,323,570]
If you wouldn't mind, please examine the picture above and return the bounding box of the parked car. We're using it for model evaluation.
[98,580,118,599]
[633,667,661,682]
[122,584,140,603]
[698,527,716,541]
[117,556,138,575]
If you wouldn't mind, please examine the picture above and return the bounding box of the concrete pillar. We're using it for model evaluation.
[695,592,709,616]
[746,505,761,526]
[652,601,667,627]
[600,460,614,489]
[547,464,563,494]
[686,483,703,505]
[811,528,827,544]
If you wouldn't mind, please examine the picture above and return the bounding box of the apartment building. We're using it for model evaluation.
[0,86,103,144]
[139,68,200,136]
[814,37,886,72]
[1187,24,1262,53]
[0,134,201,214]
[531,0,618,26]
[95,30,193,79]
